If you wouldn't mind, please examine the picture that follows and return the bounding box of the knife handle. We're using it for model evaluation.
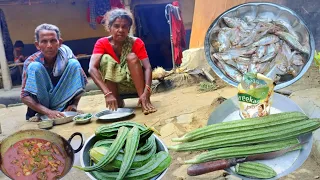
[187,159,234,176]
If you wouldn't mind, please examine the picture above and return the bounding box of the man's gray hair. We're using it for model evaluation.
[34,23,61,42]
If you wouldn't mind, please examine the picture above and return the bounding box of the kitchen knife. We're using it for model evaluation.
[187,141,307,176]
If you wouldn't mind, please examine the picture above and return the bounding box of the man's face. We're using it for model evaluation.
[35,30,62,62]
[14,47,23,53]
[110,18,130,42]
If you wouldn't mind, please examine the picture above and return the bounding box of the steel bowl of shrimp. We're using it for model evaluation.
[204,2,315,90]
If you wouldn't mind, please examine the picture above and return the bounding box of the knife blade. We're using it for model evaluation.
[187,141,307,176]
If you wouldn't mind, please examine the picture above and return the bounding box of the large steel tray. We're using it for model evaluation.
[207,93,312,180]
[95,108,134,121]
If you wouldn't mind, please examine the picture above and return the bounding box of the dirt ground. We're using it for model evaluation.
[0,81,320,179]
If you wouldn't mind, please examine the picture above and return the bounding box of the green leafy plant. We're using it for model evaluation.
[314,50,320,69]
[199,82,217,92]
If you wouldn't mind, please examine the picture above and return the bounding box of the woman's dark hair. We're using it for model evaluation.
[14,40,24,48]
[104,8,133,31]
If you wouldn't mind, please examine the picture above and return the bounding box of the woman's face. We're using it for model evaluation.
[110,18,130,42]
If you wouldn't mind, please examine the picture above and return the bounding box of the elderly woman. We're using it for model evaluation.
[89,9,156,115]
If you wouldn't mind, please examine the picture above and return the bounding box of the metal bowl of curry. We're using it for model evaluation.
[204,2,315,90]
[0,129,84,179]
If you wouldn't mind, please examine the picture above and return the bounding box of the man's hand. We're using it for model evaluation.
[45,110,65,119]
[18,55,24,61]
[105,94,118,111]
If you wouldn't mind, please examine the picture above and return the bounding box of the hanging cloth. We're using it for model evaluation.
[87,0,112,29]
[0,9,14,62]
[95,0,111,24]
[167,1,186,66]
[87,0,97,29]
[110,0,125,9]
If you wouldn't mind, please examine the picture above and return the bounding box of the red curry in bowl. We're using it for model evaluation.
[3,138,66,180]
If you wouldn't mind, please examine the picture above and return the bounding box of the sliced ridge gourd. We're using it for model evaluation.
[93,139,114,148]
[226,118,320,146]
[93,139,125,153]
[91,151,171,180]
[235,162,277,179]
[172,111,307,142]
[186,115,308,141]
[96,121,147,132]
[91,154,158,180]
[184,138,300,164]
[137,135,156,154]
[90,141,157,170]
[168,119,320,151]
[95,122,156,154]
[117,126,140,180]
[95,127,119,138]
[140,128,155,142]
[90,154,158,180]
[93,128,155,150]
[173,111,306,142]
[125,152,171,180]
[170,119,320,151]
[95,121,147,138]
[129,142,157,165]
[74,126,129,172]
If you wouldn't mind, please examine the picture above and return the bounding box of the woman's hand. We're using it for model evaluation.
[105,93,118,111]
[138,91,157,115]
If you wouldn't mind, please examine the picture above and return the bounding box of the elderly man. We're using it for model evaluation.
[21,23,87,121]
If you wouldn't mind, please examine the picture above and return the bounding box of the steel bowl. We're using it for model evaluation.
[40,111,79,125]
[204,2,315,90]
[73,113,93,124]
[38,120,54,129]
[79,134,169,180]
